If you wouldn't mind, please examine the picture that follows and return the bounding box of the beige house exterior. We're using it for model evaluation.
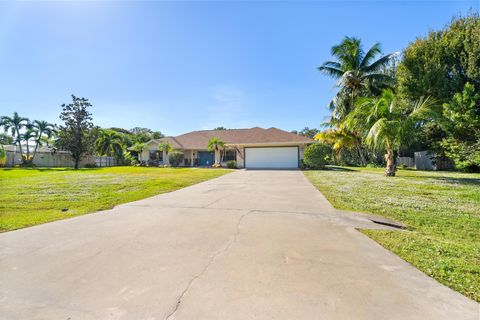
[141,127,314,169]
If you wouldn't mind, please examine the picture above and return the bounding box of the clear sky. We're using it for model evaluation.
[0,1,477,136]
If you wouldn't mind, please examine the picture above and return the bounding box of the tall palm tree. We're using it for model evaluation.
[96,129,124,159]
[346,89,439,176]
[318,37,397,122]
[0,112,29,158]
[207,137,225,164]
[21,127,37,161]
[32,120,57,160]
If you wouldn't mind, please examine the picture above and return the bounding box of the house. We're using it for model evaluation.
[141,127,314,169]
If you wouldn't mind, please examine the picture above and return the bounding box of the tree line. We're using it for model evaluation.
[310,13,479,175]
[0,95,164,169]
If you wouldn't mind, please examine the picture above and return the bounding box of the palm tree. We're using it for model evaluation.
[96,129,124,159]
[318,37,397,122]
[158,142,172,154]
[0,112,29,158]
[21,127,37,162]
[315,128,366,165]
[131,142,145,162]
[207,137,225,164]
[346,89,439,176]
[32,120,56,160]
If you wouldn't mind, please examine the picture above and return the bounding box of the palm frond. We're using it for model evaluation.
[360,42,382,68]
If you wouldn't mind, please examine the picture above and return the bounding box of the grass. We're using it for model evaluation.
[304,167,480,302]
[0,166,230,232]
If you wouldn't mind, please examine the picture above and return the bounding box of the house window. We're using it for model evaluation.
[149,150,163,161]
[224,150,236,161]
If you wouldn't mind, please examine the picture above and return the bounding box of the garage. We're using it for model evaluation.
[245,147,299,169]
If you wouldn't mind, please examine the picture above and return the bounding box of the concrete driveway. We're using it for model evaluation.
[0,170,477,320]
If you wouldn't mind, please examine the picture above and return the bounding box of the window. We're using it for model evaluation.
[149,150,164,161]
[224,150,236,161]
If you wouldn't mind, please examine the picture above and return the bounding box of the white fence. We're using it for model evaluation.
[4,151,118,168]
[396,156,415,167]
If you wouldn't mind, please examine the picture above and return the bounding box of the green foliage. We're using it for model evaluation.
[226,160,237,169]
[56,95,95,169]
[303,143,332,169]
[440,83,480,172]
[158,142,172,153]
[344,89,439,175]
[318,36,397,123]
[0,112,29,158]
[96,129,124,159]
[122,150,136,166]
[0,133,13,145]
[0,145,6,167]
[397,14,480,103]
[168,151,184,167]
[294,127,320,139]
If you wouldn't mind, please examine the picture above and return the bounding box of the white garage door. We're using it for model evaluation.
[245,147,299,169]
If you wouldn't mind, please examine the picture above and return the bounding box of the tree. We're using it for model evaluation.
[152,131,164,139]
[315,128,366,165]
[213,126,227,130]
[397,14,480,104]
[31,120,56,160]
[0,133,13,145]
[21,127,36,163]
[56,95,94,169]
[131,142,145,162]
[0,112,29,159]
[440,83,480,172]
[96,129,124,159]
[158,142,172,154]
[296,127,320,139]
[207,137,225,164]
[318,37,397,123]
[347,90,439,176]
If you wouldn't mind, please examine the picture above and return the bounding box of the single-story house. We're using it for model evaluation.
[141,127,314,169]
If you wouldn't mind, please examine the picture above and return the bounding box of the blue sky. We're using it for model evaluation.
[0,1,477,136]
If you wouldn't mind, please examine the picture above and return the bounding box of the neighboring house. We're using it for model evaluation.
[142,127,314,169]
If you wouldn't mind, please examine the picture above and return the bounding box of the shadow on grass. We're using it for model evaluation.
[425,176,480,186]
[324,166,358,172]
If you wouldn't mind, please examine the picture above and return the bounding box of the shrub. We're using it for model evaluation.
[226,160,237,169]
[84,163,97,168]
[303,143,332,169]
[0,145,6,167]
[168,151,184,167]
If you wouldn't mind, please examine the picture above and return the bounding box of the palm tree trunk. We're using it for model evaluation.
[15,129,24,159]
[385,149,395,176]
[356,144,367,166]
[32,130,43,160]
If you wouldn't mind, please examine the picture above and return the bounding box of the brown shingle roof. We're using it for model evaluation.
[152,127,314,150]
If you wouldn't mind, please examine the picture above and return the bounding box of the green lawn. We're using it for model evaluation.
[0,167,230,232]
[304,167,480,302]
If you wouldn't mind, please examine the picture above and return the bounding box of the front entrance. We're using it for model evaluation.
[198,151,214,166]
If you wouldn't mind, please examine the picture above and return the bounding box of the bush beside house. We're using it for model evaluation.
[303,143,332,169]
[168,151,184,167]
